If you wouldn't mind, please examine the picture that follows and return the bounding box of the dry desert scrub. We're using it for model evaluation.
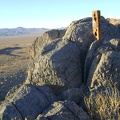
[84,82,120,120]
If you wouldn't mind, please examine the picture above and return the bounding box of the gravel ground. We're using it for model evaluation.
[0,35,37,101]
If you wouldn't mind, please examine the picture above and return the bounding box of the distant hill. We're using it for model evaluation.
[0,27,49,36]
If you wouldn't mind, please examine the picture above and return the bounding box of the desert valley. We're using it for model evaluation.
[0,34,41,101]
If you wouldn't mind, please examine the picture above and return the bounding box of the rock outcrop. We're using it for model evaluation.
[86,39,120,90]
[0,84,57,120]
[107,18,120,26]
[26,17,120,96]
[1,16,120,120]
[63,17,94,63]
[84,40,101,83]
[26,39,83,95]
[26,17,95,95]
[28,29,66,59]
[36,100,90,120]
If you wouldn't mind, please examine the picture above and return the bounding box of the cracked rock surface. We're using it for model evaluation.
[36,100,90,120]
[0,84,57,120]
[86,39,120,89]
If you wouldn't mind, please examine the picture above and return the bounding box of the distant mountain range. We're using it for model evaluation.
[0,27,49,36]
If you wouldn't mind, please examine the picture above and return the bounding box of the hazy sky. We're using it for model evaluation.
[0,0,119,28]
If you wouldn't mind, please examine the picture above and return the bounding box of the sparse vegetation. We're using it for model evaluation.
[84,82,120,120]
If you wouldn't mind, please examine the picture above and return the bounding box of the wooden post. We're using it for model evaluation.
[92,10,102,43]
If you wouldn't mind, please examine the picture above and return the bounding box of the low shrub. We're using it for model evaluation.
[84,82,120,120]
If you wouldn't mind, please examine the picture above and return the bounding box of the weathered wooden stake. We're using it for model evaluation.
[92,10,102,43]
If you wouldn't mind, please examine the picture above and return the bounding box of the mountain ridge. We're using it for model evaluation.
[0,27,49,36]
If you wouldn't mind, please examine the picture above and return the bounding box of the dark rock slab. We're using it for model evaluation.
[62,88,83,104]
[0,84,57,119]
[36,100,90,120]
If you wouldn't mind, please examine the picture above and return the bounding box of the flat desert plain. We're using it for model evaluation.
[0,35,38,101]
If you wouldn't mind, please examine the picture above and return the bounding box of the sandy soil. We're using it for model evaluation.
[0,35,38,101]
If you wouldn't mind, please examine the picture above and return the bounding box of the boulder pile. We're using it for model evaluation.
[1,17,120,120]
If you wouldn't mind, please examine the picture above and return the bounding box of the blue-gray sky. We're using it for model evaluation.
[0,0,119,28]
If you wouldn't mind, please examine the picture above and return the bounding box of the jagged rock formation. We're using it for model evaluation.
[1,17,120,119]
[36,101,90,120]
[0,84,57,120]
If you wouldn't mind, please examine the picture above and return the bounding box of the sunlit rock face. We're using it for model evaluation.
[86,39,120,90]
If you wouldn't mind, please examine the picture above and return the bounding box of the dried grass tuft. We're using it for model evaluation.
[84,82,120,120]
